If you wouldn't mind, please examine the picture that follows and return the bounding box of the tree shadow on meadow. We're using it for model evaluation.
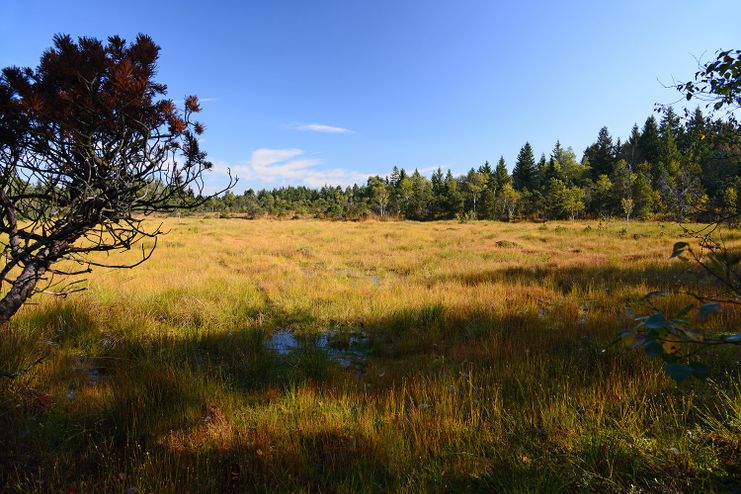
[433,259,704,294]
[1,273,738,492]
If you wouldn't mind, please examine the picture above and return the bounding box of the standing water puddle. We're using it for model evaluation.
[267,328,369,369]
[268,329,302,355]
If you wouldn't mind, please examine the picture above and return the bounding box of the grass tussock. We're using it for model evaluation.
[0,219,739,493]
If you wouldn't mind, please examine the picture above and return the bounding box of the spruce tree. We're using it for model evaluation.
[494,156,510,191]
[637,115,661,169]
[478,160,493,179]
[551,140,564,162]
[407,169,433,220]
[660,107,683,144]
[610,159,634,213]
[546,141,569,183]
[513,142,537,191]
[535,153,547,189]
[659,123,681,175]
[624,124,641,169]
[632,170,657,219]
[477,160,496,217]
[443,169,465,217]
[681,107,709,157]
[430,167,445,218]
[584,126,616,179]
[390,166,401,188]
[542,157,562,184]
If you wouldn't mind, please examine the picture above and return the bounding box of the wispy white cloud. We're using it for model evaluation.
[211,148,370,189]
[294,123,354,134]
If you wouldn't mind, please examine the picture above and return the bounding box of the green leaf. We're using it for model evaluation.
[689,362,709,379]
[721,333,741,343]
[665,363,693,382]
[645,313,668,330]
[621,333,645,348]
[646,327,662,340]
[645,341,664,357]
[697,303,721,322]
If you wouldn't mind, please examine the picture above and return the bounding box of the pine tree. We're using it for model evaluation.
[443,169,465,218]
[406,169,433,220]
[430,167,446,218]
[542,157,562,184]
[542,142,565,184]
[659,123,681,175]
[624,124,641,170]
[637,115,661,169]
[477,160,496,218]
[610,159,634,213]
[392,168,411,217]
[632,171,657,219]
[681,107,710,159]
[478,160,493,179]
[535,153,547,189]
[390,166,401,188]
[584,126,616,179]
[479,187,497,219]
[513,142,537,191]
[551,140,564,162]
[494,156,511,191]
[661,107,683,144]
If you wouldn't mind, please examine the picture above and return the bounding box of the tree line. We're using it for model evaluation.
[198,107,739,222]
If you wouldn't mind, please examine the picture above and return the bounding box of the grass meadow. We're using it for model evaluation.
[1,218,739,493]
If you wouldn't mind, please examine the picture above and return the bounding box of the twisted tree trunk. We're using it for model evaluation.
[0,260,47,324]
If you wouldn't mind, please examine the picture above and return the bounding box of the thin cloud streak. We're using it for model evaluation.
[294,123,354,134]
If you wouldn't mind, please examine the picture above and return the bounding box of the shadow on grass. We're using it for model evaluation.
[433,260,704,294]
[1,269,739,492]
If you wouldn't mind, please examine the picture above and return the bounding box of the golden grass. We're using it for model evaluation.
[1,218,739,493]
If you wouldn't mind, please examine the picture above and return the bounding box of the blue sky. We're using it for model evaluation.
[1,1,739,192]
